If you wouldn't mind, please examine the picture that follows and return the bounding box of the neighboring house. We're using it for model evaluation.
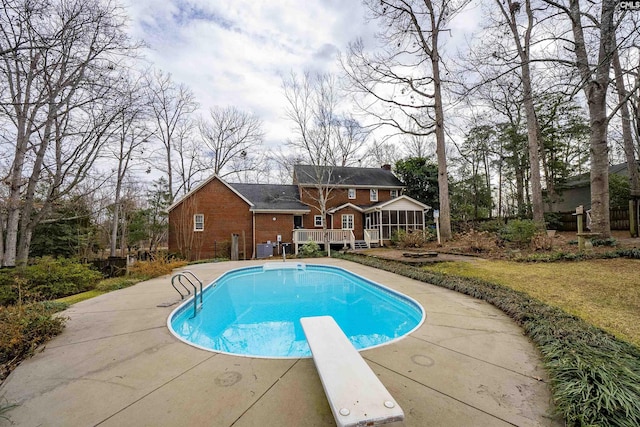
[548,162,639,212]
[168,164,431,260]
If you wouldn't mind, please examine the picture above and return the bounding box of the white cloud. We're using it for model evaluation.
[122,0,375,147]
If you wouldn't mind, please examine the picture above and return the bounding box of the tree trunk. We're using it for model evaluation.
[110,205,120,257]
[3,131,29,267]
[522,72,545,225]
[498,156,503,218]
[502,0,544,225]
[588,96,611,237]
[612,46,640,200]
[567,0,615,237]
[432,42,452,239]
[515,160,525,217]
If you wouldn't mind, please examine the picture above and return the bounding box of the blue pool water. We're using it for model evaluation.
[168,264,424,358]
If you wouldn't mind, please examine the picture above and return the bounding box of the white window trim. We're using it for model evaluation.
[348,188,356,199]
[314,215,324,227]
[194,214,204,231]
[390,189,398,198]
[341,214,354,230]
[370,188,378,202]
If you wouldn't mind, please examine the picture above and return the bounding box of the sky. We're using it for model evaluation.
[123,0,379,148]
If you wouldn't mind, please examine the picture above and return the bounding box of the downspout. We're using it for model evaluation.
[252,211,256,259]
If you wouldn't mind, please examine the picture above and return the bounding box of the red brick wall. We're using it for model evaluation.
[254,214,296,246]
[168,178,401,260]
[168,178,252,260]
[329,207,365,239]
[300,187,396,231]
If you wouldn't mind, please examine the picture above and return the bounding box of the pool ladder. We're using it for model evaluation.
[171,270,203,318]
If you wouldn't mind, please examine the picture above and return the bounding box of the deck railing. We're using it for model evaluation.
[364,229,380,247]
[293,229,355,253]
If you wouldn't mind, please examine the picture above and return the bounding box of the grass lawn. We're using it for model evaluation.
[56,290,106,305]
[424,258,640,348]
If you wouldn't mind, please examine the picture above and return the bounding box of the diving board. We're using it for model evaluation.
[300,316,405,427]
[262,262,306,271]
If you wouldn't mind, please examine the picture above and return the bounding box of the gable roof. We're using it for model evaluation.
[327,203,365,214]
[167,174,253,212]
[228,183,309,212]
[363,195,431,213]
[293,165,404,188]
[557,161,639,190]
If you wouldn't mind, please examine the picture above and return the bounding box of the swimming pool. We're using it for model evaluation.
[168,263,424,358]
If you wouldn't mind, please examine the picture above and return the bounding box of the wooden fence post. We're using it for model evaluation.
[231,234,239,261]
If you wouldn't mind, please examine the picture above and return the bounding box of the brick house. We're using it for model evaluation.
[168,165,431,260]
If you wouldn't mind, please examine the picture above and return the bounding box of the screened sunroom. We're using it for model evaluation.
[363,196,431,242]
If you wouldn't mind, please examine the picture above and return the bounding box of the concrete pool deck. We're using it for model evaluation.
[0,259,562,426]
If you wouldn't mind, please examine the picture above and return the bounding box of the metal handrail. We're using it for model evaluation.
[178,270,203,304]
[171,271,204,318]
[171,275,191,299]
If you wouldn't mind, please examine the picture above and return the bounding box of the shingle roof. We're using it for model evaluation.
[293,165,404,187]
[228,183,309,211]
[557,162,637,189]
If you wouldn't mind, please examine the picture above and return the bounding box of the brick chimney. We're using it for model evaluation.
[381,164,391,171]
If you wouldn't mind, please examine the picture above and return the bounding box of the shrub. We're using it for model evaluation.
[0,258,102,305]
[392,229,432,248]
[298,240,323,258]
[0,302,67,381]
[477,219,505,233]
[518,248,640,263]
[334,252,640,426]
[23,257,102,300]
[129,256,188,280]
[390,229,406,246]
[463,230,495,253]
[531,232,553,251]
[544,212,563,230]
[499,219,540,247]
[591,237,617,247]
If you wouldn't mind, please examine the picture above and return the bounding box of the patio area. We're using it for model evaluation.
[0,259,562,426]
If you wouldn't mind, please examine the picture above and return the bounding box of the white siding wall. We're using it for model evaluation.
[383,198,426,211]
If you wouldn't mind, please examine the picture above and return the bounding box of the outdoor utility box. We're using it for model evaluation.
[257,244,274,259]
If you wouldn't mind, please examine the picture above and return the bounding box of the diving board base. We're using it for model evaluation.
[300,316,405,427]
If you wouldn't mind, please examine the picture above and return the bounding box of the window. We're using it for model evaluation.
[341,214,354,230]
[370,188,378,202]
[194,214,204,231]
[390,189,398,198]
[314,215,324,227]
[380,209,425,239]
[348,188,356,199]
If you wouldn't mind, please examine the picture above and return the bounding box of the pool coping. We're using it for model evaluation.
[0,258,563,426]
[167,263,426,359]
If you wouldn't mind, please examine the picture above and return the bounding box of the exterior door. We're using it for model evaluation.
[294,215,303,229]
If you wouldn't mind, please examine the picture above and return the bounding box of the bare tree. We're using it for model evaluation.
[342,0,472,240]
[173,121,202,195]
[368,140,403,167]
[402,134,434,159]
[283,72,369,167]
[108,75,152,257]
[282,72,367,254]
[541,0,618,237]
[0,0,139,266]
[198,106,265,178]
[145,69,198,202]
[264,148,306,184]
[611,35,640,236]
[491,0,545,224]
